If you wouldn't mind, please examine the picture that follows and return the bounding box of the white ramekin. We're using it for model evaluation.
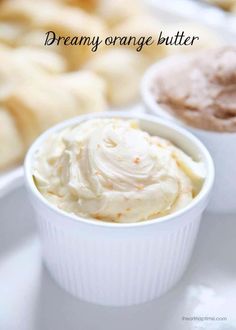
[24,112,214,306]
[141,59,236,214]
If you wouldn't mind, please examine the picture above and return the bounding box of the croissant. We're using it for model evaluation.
[0,45,67,102]
[0,0,106,69]
[5,71,107,146]
[35,3,106,69]
[85,48,149,106]
[0,47,41,102]
[16,29,57,50]
[14,47,67,73]
[96,0,143,26]
[0,22,25,46]
[58,71,107,112]
[53,0,99,12]
[0,108,24,170]
[0,0,41,24]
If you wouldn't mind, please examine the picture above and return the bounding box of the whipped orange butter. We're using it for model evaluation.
[33,119,205,223]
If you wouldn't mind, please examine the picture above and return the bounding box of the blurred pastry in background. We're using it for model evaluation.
[5,71,107,146]
[16,30,57,50]
[13,47,67,73]
[0,0,106,69]
[55,0,99,12]
[34,2,106,69]
[0,0,44,29]
[0,22,25,46]
[85,48,149,106]
[0,47,43,101]
[232,2,236,12]
[0,45,66,101]
[96,0,143,26]
[205,0,236,11]
[113,15,167,61]
[0,109,24,170]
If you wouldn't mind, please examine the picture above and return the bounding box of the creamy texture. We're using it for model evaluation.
[152,46,236,132]
[33,119,205,223]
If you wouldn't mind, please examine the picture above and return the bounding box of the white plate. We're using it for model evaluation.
[1,185,236,330]
[0,166,23,198]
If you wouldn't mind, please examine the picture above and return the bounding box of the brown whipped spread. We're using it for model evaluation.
[152,46,236,132]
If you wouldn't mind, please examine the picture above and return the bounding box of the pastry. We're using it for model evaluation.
[32,2,106,69]
[113,15,167,60]
[5,71,106,146]
[0,46,66,102]
[0,46,43,101]
[16,29,53,48]
[0,0,106,69]
[55,0,99,11]
[0,22,26,46]
[85,48,149,106]
[58,71,107,112]
[14,47,67,73]
[0,0,70,25]
[96,0,143,26]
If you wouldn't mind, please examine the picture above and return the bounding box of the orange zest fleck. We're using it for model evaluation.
[133,157,141,164]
